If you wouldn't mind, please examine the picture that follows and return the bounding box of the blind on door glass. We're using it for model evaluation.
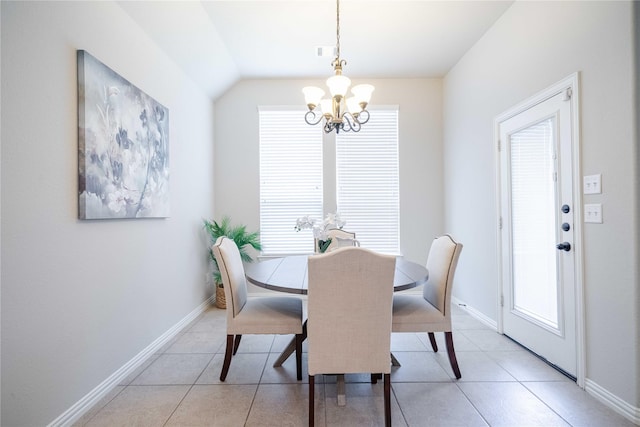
[510,116,558,327]
[336,108,400,254]
[259,108,323,255]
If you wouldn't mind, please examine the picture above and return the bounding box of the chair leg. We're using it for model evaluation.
[370,373,382,384]
[232,334,242,355]
[295,333,303,381]
[309,375,315,427]
[384,373,391,427]
[445,331,462,379]
[220,334,234,381]
[428,332,438,352]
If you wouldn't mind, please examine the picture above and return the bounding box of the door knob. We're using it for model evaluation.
[556,242,571,251]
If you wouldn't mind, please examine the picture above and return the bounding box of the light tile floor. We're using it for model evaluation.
[74,303,635,426]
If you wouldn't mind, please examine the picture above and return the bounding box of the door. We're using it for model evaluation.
[497,80,579,377]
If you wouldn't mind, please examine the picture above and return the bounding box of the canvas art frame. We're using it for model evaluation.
[77,50,170,219]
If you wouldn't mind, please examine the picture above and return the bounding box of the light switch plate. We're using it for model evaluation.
[584,203,603,223]
[583,174,602,194]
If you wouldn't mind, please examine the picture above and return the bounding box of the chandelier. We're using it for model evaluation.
[302,0,374,134]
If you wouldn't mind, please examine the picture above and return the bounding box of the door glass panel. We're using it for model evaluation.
[510,117,558,328]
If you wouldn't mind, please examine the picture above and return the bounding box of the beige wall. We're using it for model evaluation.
[214,78,444,266]
[444,0,638,413]
[1,2,216,425]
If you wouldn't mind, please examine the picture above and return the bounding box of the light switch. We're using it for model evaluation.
[583,174,602,194]
[584,203,603,223]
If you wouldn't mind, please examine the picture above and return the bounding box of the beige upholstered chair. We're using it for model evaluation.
[315,228,360,253]
[392,234,463,379]
[212,236,304,381]
[307,247,396,427]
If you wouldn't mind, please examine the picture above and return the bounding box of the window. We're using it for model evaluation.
[259,107,399,255]
[337,108,400,254]
[258,108,323,255]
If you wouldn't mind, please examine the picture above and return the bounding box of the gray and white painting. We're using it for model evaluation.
[77,50,170,219]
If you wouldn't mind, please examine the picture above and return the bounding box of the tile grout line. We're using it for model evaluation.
[156,329,217,427]
[520,381,575,427]
[161,384,196,427]
[390,383,410,427]
[454,381,492,427]
[244,335,275,425]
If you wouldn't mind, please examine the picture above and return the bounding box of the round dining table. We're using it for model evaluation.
[245,254,429,294]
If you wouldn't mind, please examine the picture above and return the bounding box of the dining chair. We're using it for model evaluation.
[391,234,464,379]
[212,236,304,381]
[315,228,360,253]
[307,247,396,427]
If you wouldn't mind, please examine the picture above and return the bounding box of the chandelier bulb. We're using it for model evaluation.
[302,86,325,110]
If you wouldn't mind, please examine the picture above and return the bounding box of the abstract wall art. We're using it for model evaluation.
[77,50,170,219]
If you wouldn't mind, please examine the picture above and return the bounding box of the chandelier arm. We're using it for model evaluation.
[342,113,361,132]
[305,110,324,126]
[356,109,370,125]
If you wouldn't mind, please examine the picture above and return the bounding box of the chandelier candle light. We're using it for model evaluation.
[302,0,374,134]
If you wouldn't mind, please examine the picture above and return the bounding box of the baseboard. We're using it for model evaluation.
[451,296,498,330]
[47,296,215,427]
[585,378,640,425]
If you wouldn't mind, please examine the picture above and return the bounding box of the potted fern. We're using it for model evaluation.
[204,216,262,308]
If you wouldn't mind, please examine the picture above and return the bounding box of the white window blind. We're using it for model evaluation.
[336,108,400,254]
[510,117,558,326]
[259,108,323,255]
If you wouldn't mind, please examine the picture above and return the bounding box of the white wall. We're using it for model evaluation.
[1,2,215,425]
[214,78,443,265]
[444,0,638,410]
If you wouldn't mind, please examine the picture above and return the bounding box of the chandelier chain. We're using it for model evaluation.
[335,0,341,60]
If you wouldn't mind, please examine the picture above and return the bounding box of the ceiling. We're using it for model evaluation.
[118,1,514,100]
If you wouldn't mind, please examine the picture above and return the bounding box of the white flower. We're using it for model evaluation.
[294,215,316,232]
[295,213,346,240]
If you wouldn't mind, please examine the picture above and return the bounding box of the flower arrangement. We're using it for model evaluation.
[295,213,346,252]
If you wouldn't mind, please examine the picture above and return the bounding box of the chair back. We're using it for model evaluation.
[316,229,360,253]
[212,236,248,318]
[423,235,463,317]
[307,247,396,375]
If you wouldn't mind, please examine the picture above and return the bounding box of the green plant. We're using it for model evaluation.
[204,216,262,287]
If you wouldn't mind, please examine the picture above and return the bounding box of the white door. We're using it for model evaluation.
[497,79,580,378]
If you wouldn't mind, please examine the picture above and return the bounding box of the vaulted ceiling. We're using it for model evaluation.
[118,1,514,100]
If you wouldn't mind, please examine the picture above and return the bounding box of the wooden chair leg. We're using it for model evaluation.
[445,331,462,379]
[295,333,302,381]
[220,334,234,381]
[370,373,382,384]
[232,334,242,355]
[384,373,391,427]
[428,332,438,352]
[309,375,315,427]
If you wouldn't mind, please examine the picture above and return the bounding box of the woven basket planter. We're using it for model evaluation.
[215,286,226,309]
